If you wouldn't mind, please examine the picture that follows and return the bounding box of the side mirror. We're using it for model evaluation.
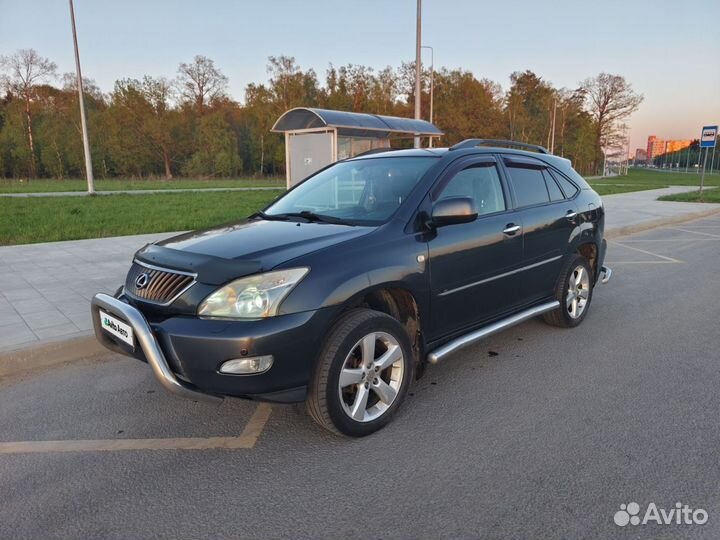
[430,197,478,227]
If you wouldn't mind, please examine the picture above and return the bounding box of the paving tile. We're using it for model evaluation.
[65,312,93,331]
[2,288,44,302]
[12,298,54,315]
[0,322,37,349]
[0,310,24,326]
[21,309,72,330]
[32,323,85,340]
[40,289,86,303]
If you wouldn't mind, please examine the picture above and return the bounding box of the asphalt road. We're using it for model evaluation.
[2,215,720,540]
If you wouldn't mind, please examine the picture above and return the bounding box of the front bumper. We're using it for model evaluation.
[91,293,333,403]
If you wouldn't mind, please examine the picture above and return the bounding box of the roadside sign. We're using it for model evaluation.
[700,125,718,148]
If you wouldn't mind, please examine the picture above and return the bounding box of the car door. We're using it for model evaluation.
[501,155,579,304]
[427,156,524,339]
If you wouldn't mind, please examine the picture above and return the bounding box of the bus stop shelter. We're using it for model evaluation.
[271,107,442,187]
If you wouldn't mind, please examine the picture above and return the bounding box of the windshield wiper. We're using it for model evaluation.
[278,211,354,225]
[247,211,296,222]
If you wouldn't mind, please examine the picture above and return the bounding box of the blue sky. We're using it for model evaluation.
[1,0,718,151]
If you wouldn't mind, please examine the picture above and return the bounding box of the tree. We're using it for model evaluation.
[176,55,228,114]
[433,68,505,145]
[580,73,643,174]
[505,71,555,146]
[0,49,57,177]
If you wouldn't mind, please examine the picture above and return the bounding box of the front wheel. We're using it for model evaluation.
[306,309,414,437]
[543,254,594,328]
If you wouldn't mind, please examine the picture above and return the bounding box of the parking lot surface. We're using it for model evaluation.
[2,215,720,539]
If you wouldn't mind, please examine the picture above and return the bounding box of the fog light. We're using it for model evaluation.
[219,355,273,375]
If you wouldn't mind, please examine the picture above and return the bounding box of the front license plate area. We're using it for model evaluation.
[99,310,134,349]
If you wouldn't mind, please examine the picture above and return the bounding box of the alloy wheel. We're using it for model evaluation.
[566,265,590,319]
[338,331,405,423]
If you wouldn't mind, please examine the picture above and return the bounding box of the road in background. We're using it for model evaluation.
[2,216,720,539]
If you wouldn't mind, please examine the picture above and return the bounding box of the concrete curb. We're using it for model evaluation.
[605,207,720,240]
[0,334,104,380]
[2,206,720,381]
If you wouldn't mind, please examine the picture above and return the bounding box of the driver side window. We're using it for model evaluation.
[437,164,506,216]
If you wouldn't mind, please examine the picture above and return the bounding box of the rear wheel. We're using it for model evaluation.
[306,309,414,437]
[543,254,594,328]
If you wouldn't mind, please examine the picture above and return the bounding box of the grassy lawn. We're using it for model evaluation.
[588,184,661,196]
[0,190,281,245]
[658,189,720,203]
[588,169,720,196]
[0,177,285,193]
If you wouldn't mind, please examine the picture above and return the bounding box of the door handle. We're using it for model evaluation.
[565,210,577,221]
[503,224,521,235]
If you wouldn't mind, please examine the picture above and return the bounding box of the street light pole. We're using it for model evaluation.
[421,45,434,147]
[414,0,422,148]
[69,0,94,194]
[549,98,557,154]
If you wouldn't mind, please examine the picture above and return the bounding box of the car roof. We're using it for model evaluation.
[349,145,588,187]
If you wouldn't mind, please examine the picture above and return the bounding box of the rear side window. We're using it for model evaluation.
[436,163,506,216]
[543,170,564,201]
[549,170,580,198]
[506,166,550,207]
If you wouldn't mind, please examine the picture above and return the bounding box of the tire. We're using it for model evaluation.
[543,254,594,328]
[306,308,414,437]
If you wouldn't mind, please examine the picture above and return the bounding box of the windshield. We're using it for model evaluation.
[265,156,437,225]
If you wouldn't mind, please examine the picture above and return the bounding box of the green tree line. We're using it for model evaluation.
[0,50,642,179]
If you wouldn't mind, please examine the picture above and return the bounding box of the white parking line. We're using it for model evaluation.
[609,241,682,264]
[669,227,720,239]
[0,403,272,454]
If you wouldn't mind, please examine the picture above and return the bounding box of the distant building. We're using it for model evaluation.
[665,139,692,153]
[635,148,647,162]
[647,136,665,159]
[646,135,692,160]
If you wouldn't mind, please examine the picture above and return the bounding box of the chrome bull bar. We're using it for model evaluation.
[91,293,222,404]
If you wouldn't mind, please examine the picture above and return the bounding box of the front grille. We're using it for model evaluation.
[124,262,196,305]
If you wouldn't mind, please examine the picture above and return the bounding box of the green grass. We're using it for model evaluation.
[658,189,720,203]
[588,168,720,196]
[588,184,661,196]
[0,190,282,245]
[0,177,285,193]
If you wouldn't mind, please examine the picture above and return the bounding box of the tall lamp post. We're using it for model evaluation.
[421,45,434,147]
[414,0,422,148]
[69,0,94,194]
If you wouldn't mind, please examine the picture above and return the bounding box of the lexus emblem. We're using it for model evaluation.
[135,273,150,290]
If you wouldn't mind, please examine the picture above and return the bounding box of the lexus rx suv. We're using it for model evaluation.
[92,139,611,437]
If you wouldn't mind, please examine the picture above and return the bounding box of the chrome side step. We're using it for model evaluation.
[599,265,612,284]
[426,300,560,365]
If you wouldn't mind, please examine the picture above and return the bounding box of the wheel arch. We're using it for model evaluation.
[340,284,426,376]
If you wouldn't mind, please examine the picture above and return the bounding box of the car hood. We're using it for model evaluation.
[135,219,375,284]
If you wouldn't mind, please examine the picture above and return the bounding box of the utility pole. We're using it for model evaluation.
[414,0,422,149]
[550,99,557,154]
[421,46,434,147]
[69,0,94,194]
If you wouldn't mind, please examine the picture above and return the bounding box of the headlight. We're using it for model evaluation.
[197,268,309,319]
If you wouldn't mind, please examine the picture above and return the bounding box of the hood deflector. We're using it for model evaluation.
[135,244,262,286]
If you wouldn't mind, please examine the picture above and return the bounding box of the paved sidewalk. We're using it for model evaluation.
[0,186,283,198]
[0,232,179,351]
[1,185,719,353]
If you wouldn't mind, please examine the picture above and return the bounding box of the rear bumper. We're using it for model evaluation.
[91,293,334,403]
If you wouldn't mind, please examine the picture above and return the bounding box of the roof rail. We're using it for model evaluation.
[450,139,549,154]
[352,147,401,158]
